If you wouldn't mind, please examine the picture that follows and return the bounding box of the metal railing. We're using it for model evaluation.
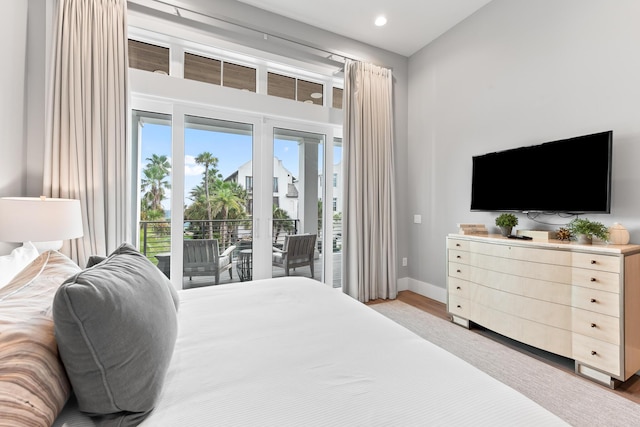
[139,218,342,261]
[139,218,299,258]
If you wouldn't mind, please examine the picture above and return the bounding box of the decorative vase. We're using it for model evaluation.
[608,223,630,245]
[500,226,512,237]
[576,234,592,245]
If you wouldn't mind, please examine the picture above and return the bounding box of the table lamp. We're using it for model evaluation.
[0,196,84,252]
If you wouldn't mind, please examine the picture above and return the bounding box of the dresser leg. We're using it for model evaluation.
[451,315,470,329]
[575,362,620,389]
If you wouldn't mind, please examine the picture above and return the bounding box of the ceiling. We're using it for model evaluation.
[235,0,493,57]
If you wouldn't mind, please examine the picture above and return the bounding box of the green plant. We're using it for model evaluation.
[567,218,609,242]
[495,213,518,228]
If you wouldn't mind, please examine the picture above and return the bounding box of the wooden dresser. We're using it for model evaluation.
[446,233,640,387]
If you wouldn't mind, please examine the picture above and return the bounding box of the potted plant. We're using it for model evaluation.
[566,218,609,244]
[495,213,518,236]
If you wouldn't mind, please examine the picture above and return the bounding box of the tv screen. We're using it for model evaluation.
[470,131,612,213]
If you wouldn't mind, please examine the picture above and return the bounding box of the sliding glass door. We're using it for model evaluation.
[132,110,173,277]
[271,127,324,281]
[182,115,253,288]
[133,104,342,289]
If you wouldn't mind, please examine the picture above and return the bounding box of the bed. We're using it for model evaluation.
[0,245,567,426]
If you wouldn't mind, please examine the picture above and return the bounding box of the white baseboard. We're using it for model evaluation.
[398,277,446,304]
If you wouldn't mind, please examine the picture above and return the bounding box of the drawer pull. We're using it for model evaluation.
[591,351,597,356]
[591,260,597,265]
[456,243,461,247]
[591,323,597,328]
[457,269,461,273]
[456,286,461,290]
[590,298,597,303]
[456,255,461,259]
[457,305,461,309]
[590,277,597,282]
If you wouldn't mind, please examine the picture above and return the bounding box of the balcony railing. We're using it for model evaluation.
[140,218,298,259]
[139,218,342,262]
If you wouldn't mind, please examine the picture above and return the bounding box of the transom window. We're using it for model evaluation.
[128,37,342,108]
[183,52,256,92]
[268,72,323,105]
[128,39,169,74]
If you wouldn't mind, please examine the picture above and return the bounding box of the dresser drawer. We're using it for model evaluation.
[448,262,469,281]
[448,294,470,319]
[470,266,572,306]
[448,238,470,252]
[471,284,571,329]
[572,287,620,317]
[448,277,470,299]
[471,241,571,266]
[571,268,620,293]
[572,252,621,273]
[449,249,470,265]
[470,253,573,284]
[573,333,621,376]
[471,305,572,358]
[572,308,620,345]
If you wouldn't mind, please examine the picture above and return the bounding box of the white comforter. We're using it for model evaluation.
[56,277,566,426]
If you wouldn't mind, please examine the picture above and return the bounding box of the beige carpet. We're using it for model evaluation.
[370,300,640,426]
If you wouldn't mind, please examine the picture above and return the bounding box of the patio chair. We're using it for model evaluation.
[183,239,236,286]
[272,234,317,278]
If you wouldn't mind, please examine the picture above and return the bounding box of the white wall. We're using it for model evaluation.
[407,0,640,295]
[0,0,51,198]
[0,1,28,196]
[25,0,52,196]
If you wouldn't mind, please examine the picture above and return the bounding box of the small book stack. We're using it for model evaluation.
[516,230,555,241]
[457,223,488,235]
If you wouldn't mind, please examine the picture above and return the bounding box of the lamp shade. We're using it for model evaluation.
[0,197,83,243]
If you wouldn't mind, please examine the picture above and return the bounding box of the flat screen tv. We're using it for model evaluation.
[470,131,612,213]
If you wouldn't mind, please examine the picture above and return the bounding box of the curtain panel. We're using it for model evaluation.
[45,0,129,267]
[342,60,398,303]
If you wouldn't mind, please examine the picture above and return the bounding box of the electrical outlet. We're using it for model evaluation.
[413,214,422,224]
[402,257,408,266]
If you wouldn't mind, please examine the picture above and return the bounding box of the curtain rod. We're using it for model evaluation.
[130,0,361,65]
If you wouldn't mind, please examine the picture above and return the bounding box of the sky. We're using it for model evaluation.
[140,123,342,210]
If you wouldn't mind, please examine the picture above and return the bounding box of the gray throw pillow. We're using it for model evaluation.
[109,244,180,311]
[53,243,178,425]
[85,255,106,268]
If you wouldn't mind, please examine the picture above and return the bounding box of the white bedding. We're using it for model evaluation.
[55,277,566,426]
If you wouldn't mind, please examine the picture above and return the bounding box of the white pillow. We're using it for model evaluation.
[0,242,40,289]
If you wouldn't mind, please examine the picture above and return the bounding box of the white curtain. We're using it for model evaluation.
[342,60,397,303]
[45,0,129,267]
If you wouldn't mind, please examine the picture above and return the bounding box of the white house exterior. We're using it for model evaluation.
[226,157,299,220]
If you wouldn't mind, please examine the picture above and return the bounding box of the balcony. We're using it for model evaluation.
[140,218,342,287]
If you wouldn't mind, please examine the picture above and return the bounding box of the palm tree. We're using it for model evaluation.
[210,181,245,247]
[141,154,171,216]
[272,205,294,245]
[195,152,219,238]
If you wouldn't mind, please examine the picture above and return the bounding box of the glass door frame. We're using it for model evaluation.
[131,95,342,289]
[264,118,341,285]
[173,104,264,289]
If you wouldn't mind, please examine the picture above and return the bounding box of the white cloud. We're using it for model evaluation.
[185,155,205,176]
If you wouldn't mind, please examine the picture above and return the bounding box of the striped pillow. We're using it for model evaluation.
[0,251,81,427]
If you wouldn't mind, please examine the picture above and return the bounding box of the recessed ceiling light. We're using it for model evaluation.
[304,100,314,104]
[374,15,387,27]
[310,92,323,99]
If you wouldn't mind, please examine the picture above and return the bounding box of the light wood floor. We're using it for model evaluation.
[387,290,640,404]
